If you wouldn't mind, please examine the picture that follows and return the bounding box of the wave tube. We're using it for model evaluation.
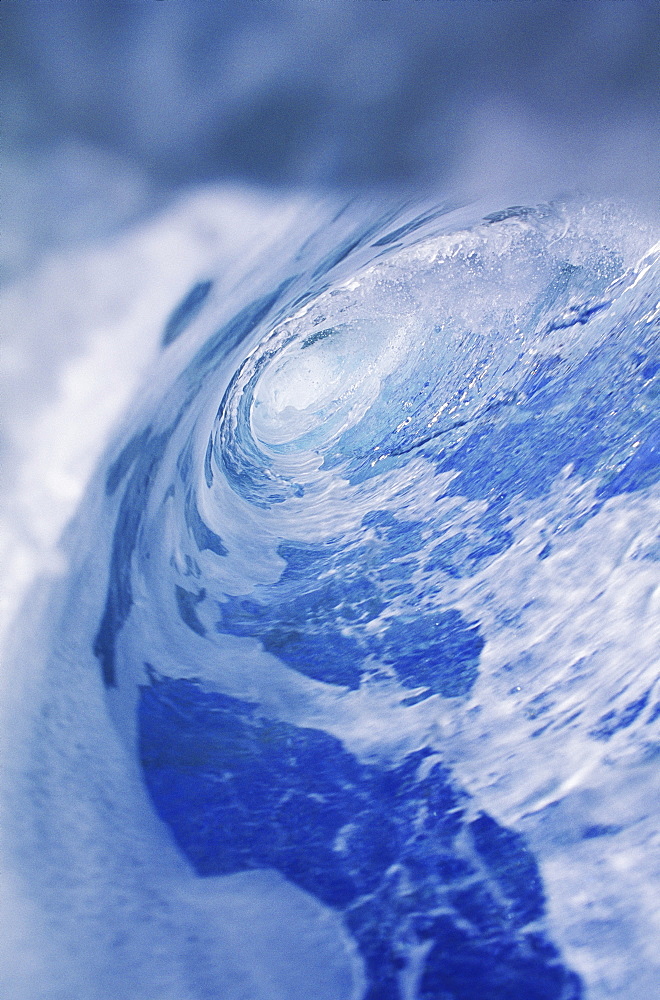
[1,195,659,1000]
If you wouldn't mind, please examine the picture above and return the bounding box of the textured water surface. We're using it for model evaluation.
[1,194,659,1000]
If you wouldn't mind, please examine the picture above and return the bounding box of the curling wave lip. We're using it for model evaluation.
[2,193,659,1000]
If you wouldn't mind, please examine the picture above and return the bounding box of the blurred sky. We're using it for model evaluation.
[2,0,660,280]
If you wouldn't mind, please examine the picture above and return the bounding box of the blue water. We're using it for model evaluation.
[3,195,659,999]
[102,200,660,996]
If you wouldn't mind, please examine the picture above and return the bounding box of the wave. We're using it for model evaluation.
[1,194,659,999]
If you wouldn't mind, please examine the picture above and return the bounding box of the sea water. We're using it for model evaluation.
[1,190,659,999]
